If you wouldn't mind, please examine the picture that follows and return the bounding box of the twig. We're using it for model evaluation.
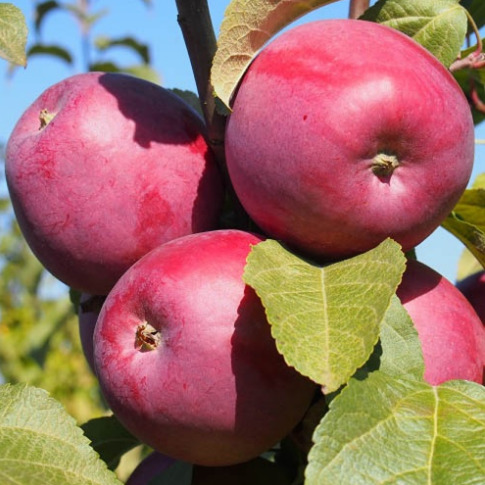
[348,0,370,19]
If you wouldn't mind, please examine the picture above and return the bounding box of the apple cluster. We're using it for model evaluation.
[5,18,485,472]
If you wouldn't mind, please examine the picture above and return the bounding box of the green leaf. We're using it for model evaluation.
[306,374,485,484]
[463,0,485,29]
[361,0,468,67]
[95,35,150,63]
[442,187,485,269]
[148,461,193,485]
[378,295,424,380]
[244,238,406,393]
[34,1,60,33]
[0,3,28,66]
[211,0,339,108]
[88,61,160,84]
[81,415,140,471]
[27,43,73,64]
[0,383,123,485]
[169,89,203,117]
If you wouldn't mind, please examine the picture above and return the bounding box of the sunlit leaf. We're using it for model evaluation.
[211,0,339,108]
[306,374,485,484]
[244,238,406,393]
[442,187,485,269]
[361,0,468,67]
[0,3,28,66]
[0,384,122,485]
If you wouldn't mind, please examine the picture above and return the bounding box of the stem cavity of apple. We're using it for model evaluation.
[135,322,161,352]
[39,109,55,130]
[371,153,399,178]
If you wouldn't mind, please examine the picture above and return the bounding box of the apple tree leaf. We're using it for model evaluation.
[211,0,339,108]
[441,187,485,270]
[94,35,150,64]
[81,415,140,471]
[27,43,73,64]
[306,294,485,484]
[361,0,468,68]
[306,373,485,484]
[243,238,406,393]
[462,0,485,29]
[0,383,123,485]
[378,295,425,381]
[0,3,28,66]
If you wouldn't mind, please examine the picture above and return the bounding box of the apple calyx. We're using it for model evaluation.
[135,322,161,352]
[39,109,56,130]
[371,153,399,178]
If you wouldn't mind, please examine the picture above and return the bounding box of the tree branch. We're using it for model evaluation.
[348,0,370,19]
[175,0,225,164]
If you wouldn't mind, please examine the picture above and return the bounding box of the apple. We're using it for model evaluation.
[126,452,291,485]
[5,72,223,295]
[456,271,485,324]
[78,293,105,374]
[397,259,485,385]
[125,452,176,485]
[225,19,474,260]
[93,229,317,466]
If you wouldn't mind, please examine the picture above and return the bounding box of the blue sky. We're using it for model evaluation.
[1,0,484,283]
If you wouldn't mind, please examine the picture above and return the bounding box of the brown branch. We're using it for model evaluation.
[175,0,225,164]
[175,0,249,229]
[348,0,370,19]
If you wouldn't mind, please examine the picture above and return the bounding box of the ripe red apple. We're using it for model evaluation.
[456,271,485,324]
[225,19,474,260]
[6,72,223,294]
[397,259,485,385]
[93,229,316,466]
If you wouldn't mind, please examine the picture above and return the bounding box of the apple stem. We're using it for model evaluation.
[135,323,161,352]
[39,109,55,130]
[371,153,399,178]
[348,0,370,20]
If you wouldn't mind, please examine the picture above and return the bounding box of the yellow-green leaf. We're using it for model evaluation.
[211,0,339,108]
[306,374,485,484]
[243,238,406,393]
[361,0,468,67]
[442,187,485,270]
[0,383,123,485]
[0,3,28,66]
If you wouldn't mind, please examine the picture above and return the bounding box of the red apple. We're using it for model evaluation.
[225,19,474,260]
[78,293,105,374]
[456,271,485,324]
[5,72,223,294]
[126,452,176,485]
[397,259,485,385]
[93,230,316,466]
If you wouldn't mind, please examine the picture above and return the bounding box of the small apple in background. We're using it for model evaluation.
[397,259,485,386]
[93,230,316,466]
[126,452,292,485]
[456,271,485,324]
[125,452,176,485]
[225,19,474,261]
[78,293,105,374]
[5,72,224,295]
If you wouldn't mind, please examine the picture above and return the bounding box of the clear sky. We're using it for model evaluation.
[2,0,484,284]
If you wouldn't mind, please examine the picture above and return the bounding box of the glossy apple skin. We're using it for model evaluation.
[397,260,485,385]
[6,72,223,294]
[93,230,316,466]
[225,19,474,260]
[456,271,485,324]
